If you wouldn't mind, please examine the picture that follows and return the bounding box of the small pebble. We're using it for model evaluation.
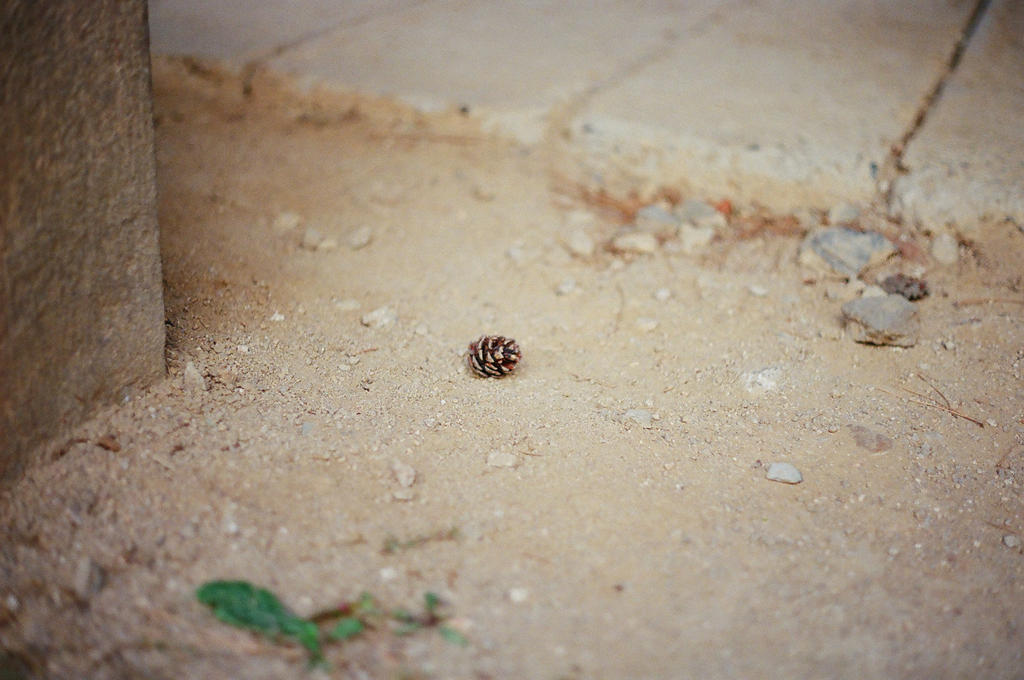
[564,229,596,257]
[487,450,518,468]
[301,227,324,250]
[635,204,680,235]
[182,361,207,392]
[379,567,398,581]
[653,287,672,301]
[269,311,285,322]
[881,273,929,301]
[622,408,654,429]
[678,224,715,254]
[748,284,768,297]
[507,587,529,603]
[555,278,577,295]
[334,298,360,311]
[348,225,373,249]
[676,199,726,229]
[1003,534,1021,549]
[612,232,658,254]
[741,366,781,394]
[272,211,301,232]
[635,317,658,333]
[931,232,959,265]
[799,227,895,277]
[317,237,338,252]
[361,306,397,328]
[765,462,803,484]
[391,460,416,488]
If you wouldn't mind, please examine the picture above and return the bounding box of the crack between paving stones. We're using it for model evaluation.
[878,0,992,207]
[238,0,438,95]
[540,3,741,179]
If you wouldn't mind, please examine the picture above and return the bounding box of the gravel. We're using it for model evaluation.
[931,232,959,265]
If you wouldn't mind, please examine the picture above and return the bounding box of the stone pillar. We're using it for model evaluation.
[1,0,165,481]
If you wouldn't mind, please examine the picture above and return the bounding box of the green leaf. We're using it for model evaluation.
[439,625,469,647]
[328,617,365,640]
[196,580,323,662]
[424,592,441,614]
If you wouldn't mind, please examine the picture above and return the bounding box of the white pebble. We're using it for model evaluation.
[334,298,360,311]
[555,278,577,295]
[301,227,323,250]
[507,587,529,603]
[653,287,672,301]
[348,225,373,249]
[379,567,398,581]
[391,460,416,488]
[635,317,658,333]
[272,211,301,232]
[612,232,658,254]
[622,408,654,429]
[741,366,781,394]
[747,284,768,297]
[565,229,595,257]
[677,224,714,253]
[361,306,397,328]
[269,311,285,322]
[765,462,803,484]
[182,361,207,392]
[931,232,959,265]
[1003,534,1021,549]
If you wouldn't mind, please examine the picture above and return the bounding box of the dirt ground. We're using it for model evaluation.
[2,57,1023,679]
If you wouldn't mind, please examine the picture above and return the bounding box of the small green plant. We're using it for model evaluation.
[196,580,468,666]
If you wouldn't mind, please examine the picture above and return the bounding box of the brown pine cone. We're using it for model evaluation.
[467,335,521,378]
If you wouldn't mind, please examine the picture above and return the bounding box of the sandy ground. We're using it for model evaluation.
[2,58,1023,679]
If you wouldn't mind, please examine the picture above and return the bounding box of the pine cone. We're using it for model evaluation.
[467,335,521,378]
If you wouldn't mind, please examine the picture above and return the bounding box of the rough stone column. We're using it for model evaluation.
[1,0,165,481]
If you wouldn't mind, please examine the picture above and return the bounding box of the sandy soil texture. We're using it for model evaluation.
[2,58,1023,679]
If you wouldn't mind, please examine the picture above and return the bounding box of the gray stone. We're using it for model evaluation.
[841,294,920,347]
[635,204,680,235]
[799,228,895,277]
[1003,534,1022,549]
[676,199,726,229]
[766,462,803,484]
[1,0,165,482]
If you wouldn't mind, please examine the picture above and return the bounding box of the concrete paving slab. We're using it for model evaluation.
[893,0,1024,231]
[568,0,971,210]
[267,1,720,128]
[148,0,412,64]
[150,0,1019,222]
